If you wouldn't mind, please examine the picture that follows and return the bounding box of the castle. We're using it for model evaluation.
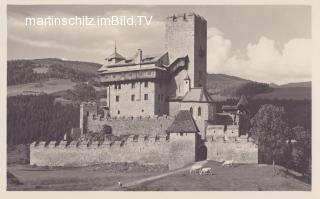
[30,13,258,170]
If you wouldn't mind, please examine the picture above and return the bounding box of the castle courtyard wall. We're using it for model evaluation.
[205,136,258,163]
[87,115,174,136]
[30,138,170,167]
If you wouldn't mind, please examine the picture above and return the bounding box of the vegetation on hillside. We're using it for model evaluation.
[7,95,79,145]
[7,60,99,85]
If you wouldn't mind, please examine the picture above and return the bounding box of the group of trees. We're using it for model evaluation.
[7,95,79,145]
[217,98,311,130]
[250,104,311,179]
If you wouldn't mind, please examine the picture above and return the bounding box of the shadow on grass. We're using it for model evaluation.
[278,168,311,184]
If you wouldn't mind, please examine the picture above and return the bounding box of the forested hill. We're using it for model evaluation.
[7,59,101,85]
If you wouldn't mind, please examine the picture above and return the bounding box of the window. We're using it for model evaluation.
[147,71,152,75]
[118,84,121,89]
[141,109,144,112]
[180,132,183,136]
[131,82,135,88]
[144,94,148,100]
[198,107,201,116]
[116,95,119,102]
[131,95,135,101]
[190,107,193,116]
[114,84,117,90]
[117,110,120,115]
[144,81,148,88]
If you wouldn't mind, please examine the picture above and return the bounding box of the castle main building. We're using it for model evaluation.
[98,13,208,118]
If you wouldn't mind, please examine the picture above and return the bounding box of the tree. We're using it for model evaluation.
[250,104,288,175]
[73,83,96,101]
[291,126,311,177]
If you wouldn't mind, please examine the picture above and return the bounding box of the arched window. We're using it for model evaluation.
[190,107,193,116]
[198,107,201,116]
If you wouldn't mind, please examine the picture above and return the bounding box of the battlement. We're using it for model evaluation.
[80,101,97,107]
[86,114,175,136]
[166,12,207,22]
[31,134,170,150]
[89,114,175,121]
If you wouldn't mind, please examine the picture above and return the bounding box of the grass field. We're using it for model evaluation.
[125,161,311,191]
[7,78,77,97]
[7,160,310,191]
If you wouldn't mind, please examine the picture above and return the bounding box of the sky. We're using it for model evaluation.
[7,5,311,84]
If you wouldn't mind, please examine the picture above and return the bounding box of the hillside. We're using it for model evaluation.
[206,73,250,95]
[254,87,311,100]
[31,58,102,75]
[271,81,311,88]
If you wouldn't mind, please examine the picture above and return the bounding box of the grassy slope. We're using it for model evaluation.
[127,161,310,191]
[7,160,310,191]
[7,78,77,97]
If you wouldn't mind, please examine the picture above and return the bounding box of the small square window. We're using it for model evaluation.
[131,82,135,88]
[116,96,119,102]
[144,81,148,88]
[144,94,148,100]
[117,110,120,115]
[131,95,135,101]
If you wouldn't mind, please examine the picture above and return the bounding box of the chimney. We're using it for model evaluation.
[138,49,142,67]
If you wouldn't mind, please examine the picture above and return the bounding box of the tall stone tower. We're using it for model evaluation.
[165,13,207,88]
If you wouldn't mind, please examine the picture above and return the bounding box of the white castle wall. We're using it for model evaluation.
[30,135,170,167]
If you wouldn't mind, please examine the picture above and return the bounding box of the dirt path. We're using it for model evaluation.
[105,160,208,191]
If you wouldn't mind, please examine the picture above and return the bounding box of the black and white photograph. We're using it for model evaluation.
[4,1,314,192]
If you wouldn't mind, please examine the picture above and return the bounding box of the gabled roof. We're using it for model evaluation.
[167,110,199,133]
[237,95,249,108]
[182,87,214,103]
[105,52,126,61]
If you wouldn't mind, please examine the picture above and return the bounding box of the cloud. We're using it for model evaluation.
[207,35,311,84]
[207,28,232,74]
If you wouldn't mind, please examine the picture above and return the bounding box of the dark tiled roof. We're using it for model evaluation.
[208,114,234,125]
[167,110,199,133]
[222,105,238,112]
[182,87,214,103]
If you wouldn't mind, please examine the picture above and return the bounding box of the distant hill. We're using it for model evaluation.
[254,87,311,100]
[207,73,311,100]
[206,73,250,95]
[271,81,311,88]
[32,58,102,75]
[7,58,102,86]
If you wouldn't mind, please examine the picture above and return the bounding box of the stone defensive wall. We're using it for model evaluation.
[205,134,258,163]
[30,135,170,167]
[87,114,175,136]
